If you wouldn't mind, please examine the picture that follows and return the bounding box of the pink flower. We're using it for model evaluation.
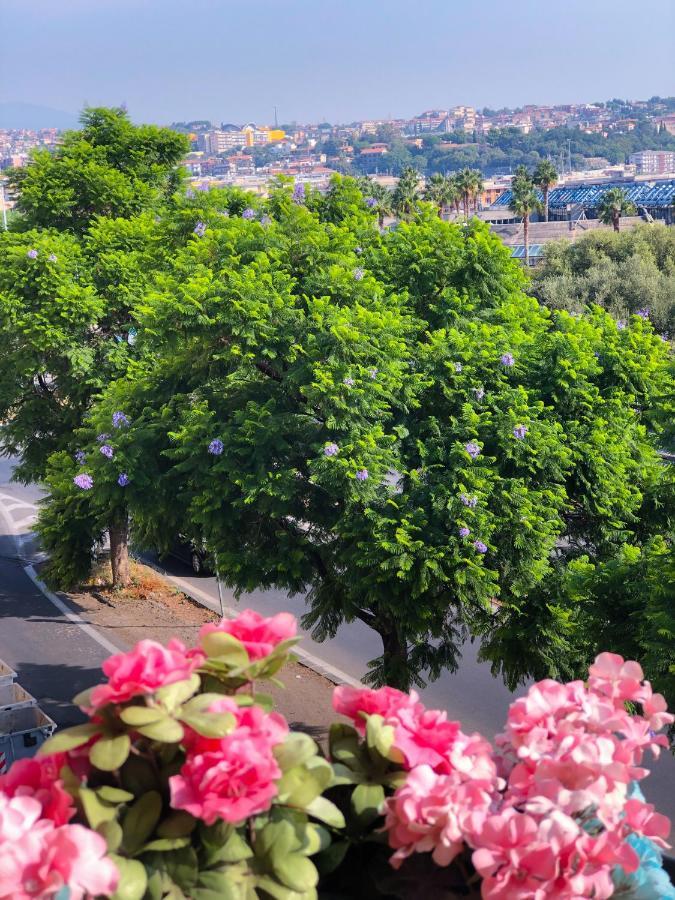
[0,756,75,825]
[588,652,645,704]
[170,696,288,825]
[333,685,418,735]
[641,686,674,732]
[623,798,671,849]
[89,638,202,710]
[0,794,118,899]
[384,765,496,869]
[200,609,296,661]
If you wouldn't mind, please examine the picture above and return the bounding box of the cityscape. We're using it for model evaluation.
[1,0,674,896]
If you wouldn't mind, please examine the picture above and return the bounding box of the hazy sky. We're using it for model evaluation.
[3,0,674,125]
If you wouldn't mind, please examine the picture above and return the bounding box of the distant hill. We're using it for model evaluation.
[0,103,79,130]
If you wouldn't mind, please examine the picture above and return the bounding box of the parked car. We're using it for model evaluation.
[164,534,213,575]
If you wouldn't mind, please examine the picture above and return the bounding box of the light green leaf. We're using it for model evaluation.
[120,705,168,727]
[110,855,148,900]
[90,733,131,771]
[39,722,100,755]
[136,717,184,743]
[303,796,346,829]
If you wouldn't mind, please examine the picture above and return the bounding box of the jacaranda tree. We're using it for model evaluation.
[53,175,673,691]
[0,107,188,586]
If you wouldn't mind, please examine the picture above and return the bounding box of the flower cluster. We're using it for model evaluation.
[353,267,365,281]
[193,220,207,237]
[378,652,672,899]
[513,424,528,440]
[73,473,93,490]
[366,197,377,208]
[0,792,118,899]
[199,609,296,661]
[241,207,256,220]
[460,493,478,508]
[117,472,130,487]
[335,686,500,868]
[465,441,481,459]
[26,249,38,259]
[170,696,288,824]
[500,352,515,367]
[473,387,485,400]
[355,468,369,481]
[292,182,305,203]
[324,442,339,457]
[208,438,224,455]
[112,411,129,428]
[99,444,114,458]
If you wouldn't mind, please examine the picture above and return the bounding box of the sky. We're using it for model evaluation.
[3,0,674,126]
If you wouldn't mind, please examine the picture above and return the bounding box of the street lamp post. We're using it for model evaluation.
[0,180,7,231]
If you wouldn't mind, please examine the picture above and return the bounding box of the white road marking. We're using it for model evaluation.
[13,515,37,530]
[23,565,121,657]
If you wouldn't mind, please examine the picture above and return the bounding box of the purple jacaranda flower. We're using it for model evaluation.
[368,368,378,379]
[355,246,363,255]
[344,377,355,386]
[365,197,377,208]
[617,319,627,330]
[186,188,195,199]
[73,473,93,490]
[353,268,365,281]
[355,468,369,481]
[26,249,38,259]
[454,362,463,373]
[324,442,339,457]
[513,424,528,440]
[193,221,207,237]
[461,494,478,508]
[473,387,485,400]
[292,182,305,203]
[474,540,488,554]
[198,183,209,192]
[659,332,669,341]
[465,441,481,459]
[458,526,471,538]
[118,473,130,487]
[74,450,86,465]
[100,444,114,459]
[242,208,256,220]
[500,352,515,367]
[97,433,110,443]
[260,215,272,226]
[112,411,129,429]
[636,308,650,319]
[48,253,57,263]
[208,438,224,455]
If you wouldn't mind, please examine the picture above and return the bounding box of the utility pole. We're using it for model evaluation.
[274,106,278,129]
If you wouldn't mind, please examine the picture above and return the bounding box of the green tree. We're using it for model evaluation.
[358,178,394,228]
[423,173,455,217]
[0,108,188,586]
[55,189,672,692]
[533,160,558,222]
[391,167,421,219]
[597,187,637,232]
[509,170,542,266]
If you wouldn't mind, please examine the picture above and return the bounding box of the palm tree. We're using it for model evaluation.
[449,174,462,217]
[456,168,475,218]
[597,187,637,233]
[533,160,558,222]
[360,178,394,228]
[424,173,454,218]
[392,166,421,220]
[471,170,484,214]
[509,171,542,266]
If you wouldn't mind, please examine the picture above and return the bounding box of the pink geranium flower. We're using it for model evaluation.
[588,652,645,704]
[0,794,118,899]
[89,638,202,710]
[0,756,75,825]
[170,696,288,825]
[199,609,296,661]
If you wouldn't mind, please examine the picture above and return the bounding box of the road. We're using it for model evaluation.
[0,455,674,823]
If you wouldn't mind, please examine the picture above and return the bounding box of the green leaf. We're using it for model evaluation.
[72,686,94,708]
[110,856,148,900]
[142,847,199,894]
[315,840,350,875]
[122,790,162,854]
[304,796,346,829]
[155,674,201,710]
[97,785,135,804]
[205,829,254,864]
[80,787,119,829]
[351,783,385,826]
[97,819,123,852]
[140,836,191,852]
[179,710,234,738]
[274,732,318,770]
[156,811,197,839]
[90,733,131,771]
[120,705,168,727]
[201,632,250,667]
[39,722,100,755]
[136,717,184,743]
[273,853,319,893]
[277,757,333,807]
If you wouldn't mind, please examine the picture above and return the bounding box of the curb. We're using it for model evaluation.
[137,555,362,689]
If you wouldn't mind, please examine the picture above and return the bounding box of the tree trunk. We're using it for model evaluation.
[379,624,410,691]
[613,212,620,233]
[109,510,130,588]
[544,187,549,222]
[464,192,470,218]
[524,214,529,266]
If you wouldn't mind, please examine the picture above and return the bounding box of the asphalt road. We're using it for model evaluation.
[0,455,673,823]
